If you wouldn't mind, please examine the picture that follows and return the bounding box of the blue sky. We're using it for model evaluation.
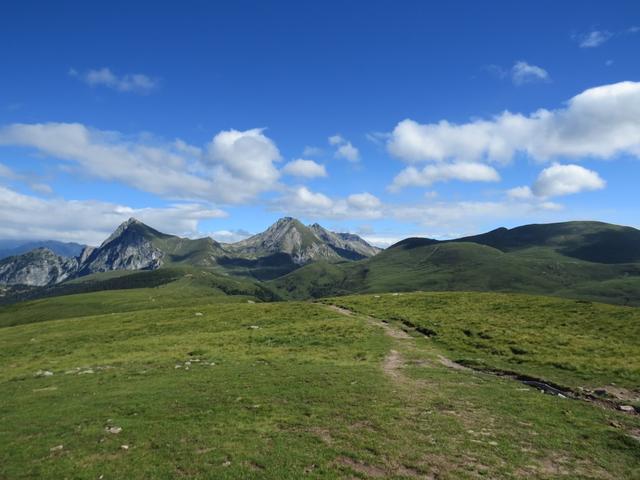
[0,0,639,246]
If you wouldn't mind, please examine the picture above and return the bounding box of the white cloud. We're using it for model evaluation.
[336,142,360,162]
[0,185,226,245]
[273,187,382,220]
[282,159,327,178]
[532,163,606,197]
[392,198,563,231]
[387,81,640,164]
[575,30,612,48]
[506,186,534,200]
[484,61,550,85]
[346,192,382,210]
[208,229,252,243]
[70,67,159,94]
[508,164,605,200]
[328,135,345,146]
[0,123,282,204]
[511,61,550,85]
[206,128,282,202]
[389,162,500,191]
[328,134,360,162]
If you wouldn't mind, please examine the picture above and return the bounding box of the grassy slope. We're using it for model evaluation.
[325,291,640,391]
[0,268,279,326]
[270,241,640,306]
[1,289,639,478]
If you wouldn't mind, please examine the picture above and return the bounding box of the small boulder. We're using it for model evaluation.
[49,445,64,453]
[619,405,635,413]
[105,426,122,434]
[194,312,203,317]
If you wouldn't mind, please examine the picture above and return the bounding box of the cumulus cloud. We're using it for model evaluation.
[511,61,550,85]
[273,187,382,220]
[389,162,500,191]
[282,159,327,178]
[0,185,226,245]
[69,67,159,94]
[506,185,535,200]
[328,135,345,146]
[508,164,605,199]
[532,164,606,197]
[484,61,550,85]
[205,128,282,201]
[574,30,613,48]
[328,134,360,162]
[0,123,282,204]
[387,81,640,165]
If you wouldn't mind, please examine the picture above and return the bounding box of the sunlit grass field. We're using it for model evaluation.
[1,284,639,478]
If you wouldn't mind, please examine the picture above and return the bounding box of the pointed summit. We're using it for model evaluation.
[229,217,380,264]
[100,218,169,248]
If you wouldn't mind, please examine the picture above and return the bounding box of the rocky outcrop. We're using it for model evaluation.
[0,248,78,286]
[77,218,165,275]
[309,223,381,259]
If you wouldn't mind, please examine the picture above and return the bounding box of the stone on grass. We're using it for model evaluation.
[106,426,122,434]
[620,405,635,412]
[50,445,63,452]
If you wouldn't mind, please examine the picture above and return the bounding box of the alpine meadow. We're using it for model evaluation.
[1,2,639,479]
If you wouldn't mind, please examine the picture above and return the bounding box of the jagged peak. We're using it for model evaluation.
[100,218,156,247]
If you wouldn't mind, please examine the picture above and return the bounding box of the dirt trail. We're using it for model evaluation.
[326,304,413,382]
[324,303,639,416]
[383,349,404,378]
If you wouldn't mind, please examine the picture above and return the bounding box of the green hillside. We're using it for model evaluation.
[0,267,280,313]
[455,221,640,264]
[271,222,640,306]
[1,288,638,478]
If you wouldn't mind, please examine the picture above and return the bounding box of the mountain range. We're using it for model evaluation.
[0,217,639,307]
[271,220,640,306]
[0,240,85,261]
[0,217,380,287]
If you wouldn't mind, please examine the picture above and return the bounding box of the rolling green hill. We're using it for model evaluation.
[0,266,280,313]
[271,221,640,305]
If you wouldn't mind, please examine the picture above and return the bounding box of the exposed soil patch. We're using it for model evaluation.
[383,349,404,379]
[309,427,333,445]
[437,355,471,372]
[336,456,386,478]
[325,304,354,317]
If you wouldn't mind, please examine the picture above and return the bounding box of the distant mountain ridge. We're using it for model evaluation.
[0,217,380,286]
[0,240,86,261]
[227,217,380,264]
[271,220,640,306]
